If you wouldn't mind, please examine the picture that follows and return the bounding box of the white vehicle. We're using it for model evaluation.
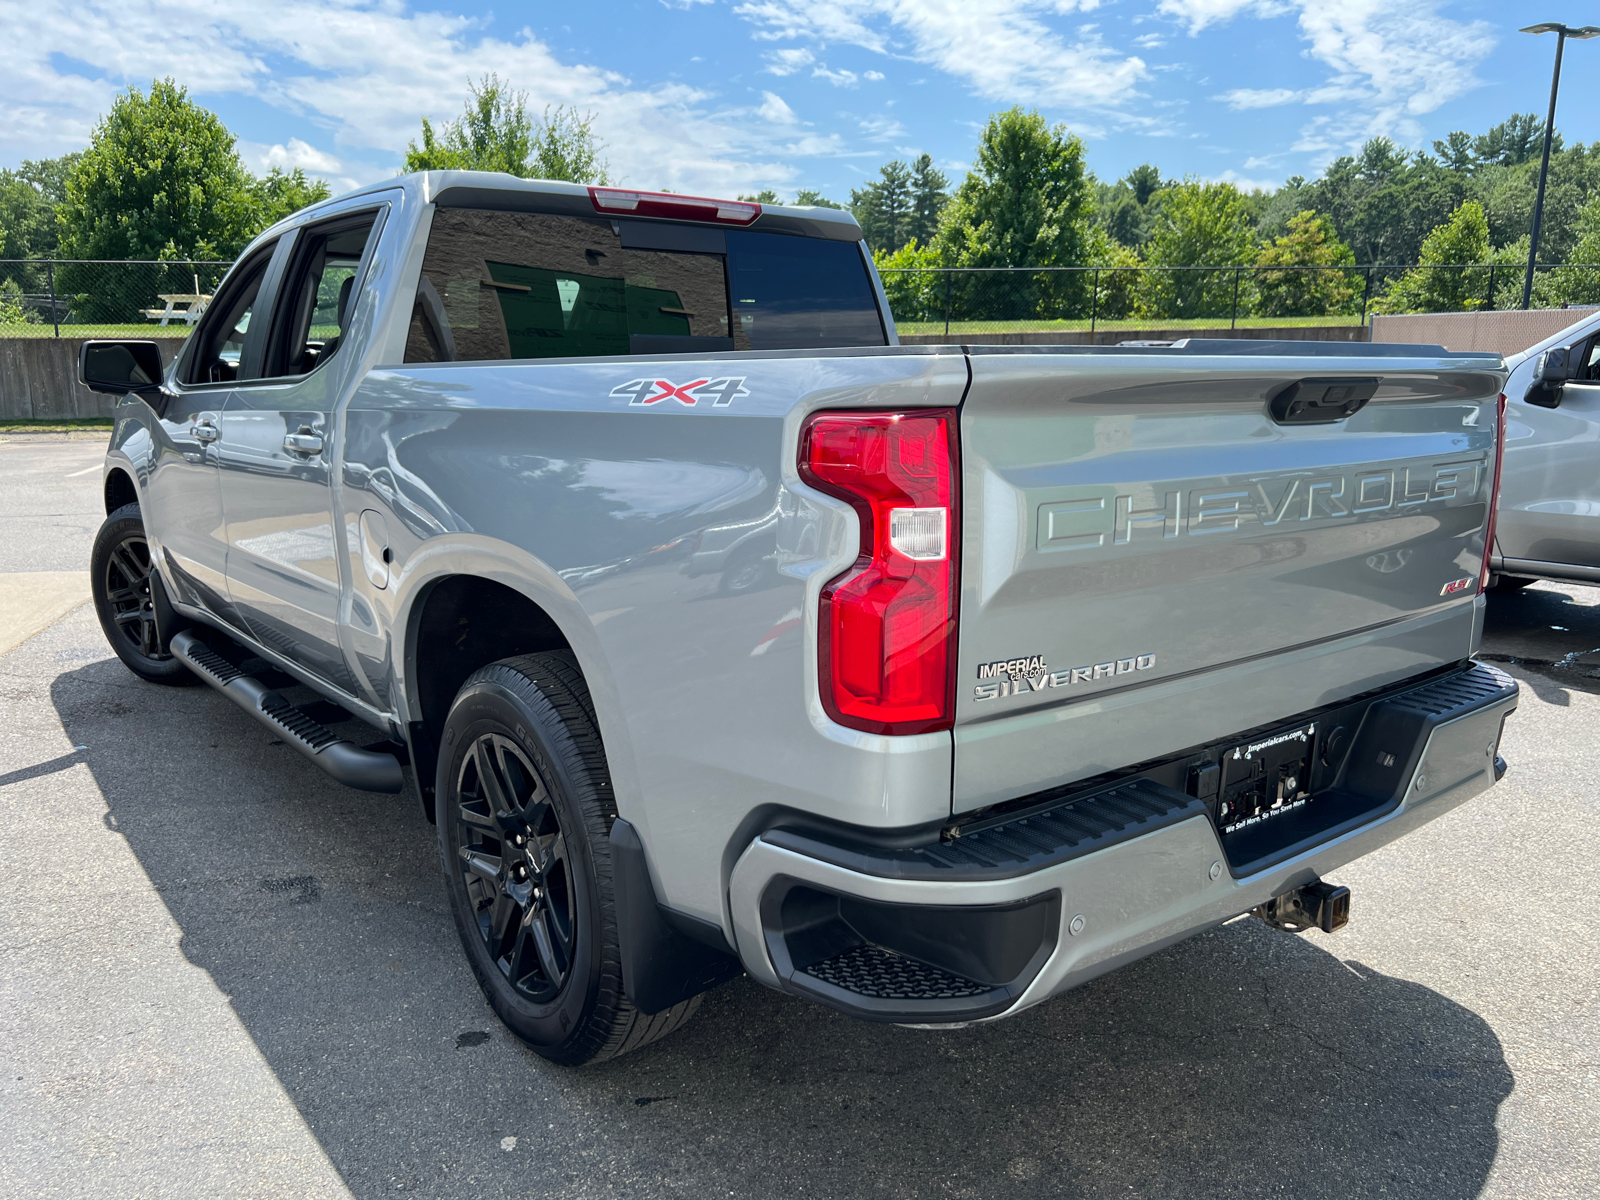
[1493,307,1600,587]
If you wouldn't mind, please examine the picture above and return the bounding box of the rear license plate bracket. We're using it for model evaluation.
[1215,722,1316,836]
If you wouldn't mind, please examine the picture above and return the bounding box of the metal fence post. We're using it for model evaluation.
[1090,268,1099,338]
[1360,267,1374,330]
[1230,267,1242,331]
[45,259,59,337]
[1486,264,1496,311]
[943,269,952,340]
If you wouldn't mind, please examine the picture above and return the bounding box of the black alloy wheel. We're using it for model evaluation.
[90,503,191,684]
[454,732,577,1003]
[436,651,702,1065]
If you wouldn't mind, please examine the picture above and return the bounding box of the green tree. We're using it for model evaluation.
[58,79,254,263]
[0,154,79,259]
[1253,210,1358,317]
[55,80,268,323]
[1544,192,1600,305]
[1093,164,1164,250]
[738,189,781,203]
[908,153,948,248]
[873,238,944,327]
[1473,143,1600,265]
[933,107,1093,317]
[405,74,609,183]
[1307,138,1468,264]
[1085,225,1142,320]
[1137,179,1257,318]
[1373,201,1493,313]
[530,105,609,184]
[794,188,844,209]
[0,279,37,326]
[851,160,914,254]
[249,168,331,231]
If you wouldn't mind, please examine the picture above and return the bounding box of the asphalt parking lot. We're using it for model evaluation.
[1,434,1595,1200]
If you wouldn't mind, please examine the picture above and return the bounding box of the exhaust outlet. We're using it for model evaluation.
[1254,879,1350,934]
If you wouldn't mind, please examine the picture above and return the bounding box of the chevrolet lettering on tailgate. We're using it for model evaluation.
[1037,455,1488,552]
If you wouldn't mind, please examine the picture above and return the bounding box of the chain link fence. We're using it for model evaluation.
[5,258,1600,341]
[0,259,232,337]
[879,263,1600,337]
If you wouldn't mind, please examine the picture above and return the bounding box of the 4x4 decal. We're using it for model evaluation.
[609,377,750,408]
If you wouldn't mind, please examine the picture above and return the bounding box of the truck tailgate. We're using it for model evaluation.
[953,345,1505,813]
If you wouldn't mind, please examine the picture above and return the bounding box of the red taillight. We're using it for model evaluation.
[800,410,959,735]
[588,187,761,226]
[1479,391,1508,594]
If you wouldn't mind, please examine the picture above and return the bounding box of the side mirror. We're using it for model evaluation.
[1526,345,1572,409]
[79,340,166,396]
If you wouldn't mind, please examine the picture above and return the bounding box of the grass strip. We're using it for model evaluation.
[0,417,114,433]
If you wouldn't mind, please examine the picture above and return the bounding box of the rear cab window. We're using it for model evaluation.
[404,209,884,363]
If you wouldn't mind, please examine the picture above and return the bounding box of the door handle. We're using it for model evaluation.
[284,431,324,455]
[191,420,219,443]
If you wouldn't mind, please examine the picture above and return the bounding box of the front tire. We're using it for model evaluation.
[90,503,191,685]
[436,651,699,1065]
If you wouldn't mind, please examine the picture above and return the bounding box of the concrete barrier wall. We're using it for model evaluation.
[898,325,1368,346]
[1370,309,1597,358]
[0,337,183,420]
[4,324,1368,417]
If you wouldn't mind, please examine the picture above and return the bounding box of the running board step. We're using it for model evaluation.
[170,630,404,793]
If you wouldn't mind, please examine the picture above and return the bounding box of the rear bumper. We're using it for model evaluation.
[729,662,1518,1024]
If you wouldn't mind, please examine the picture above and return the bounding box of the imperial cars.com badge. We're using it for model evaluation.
[974,653,1156,702]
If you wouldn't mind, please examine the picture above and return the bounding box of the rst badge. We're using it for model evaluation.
[610,377,749,408]
[1440,575,1474,596]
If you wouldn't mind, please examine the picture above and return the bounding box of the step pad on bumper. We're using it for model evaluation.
[803,944,992,1001]
[765,777,1203,883]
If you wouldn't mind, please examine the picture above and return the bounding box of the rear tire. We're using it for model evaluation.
[436,651,699,1065]
[90,503,191,685]
[1491,575,1536,590]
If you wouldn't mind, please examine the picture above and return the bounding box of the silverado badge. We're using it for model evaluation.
[974,653,1156,702]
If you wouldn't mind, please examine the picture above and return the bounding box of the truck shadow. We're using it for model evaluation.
[1482,581,1600,704]
[52,655,1513,1200]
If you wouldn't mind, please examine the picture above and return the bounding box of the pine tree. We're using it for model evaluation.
[850,160,914,254]
[908,154,948,248]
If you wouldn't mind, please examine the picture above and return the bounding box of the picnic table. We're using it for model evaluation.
[141,293,212,326]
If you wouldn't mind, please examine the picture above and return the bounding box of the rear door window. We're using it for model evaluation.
[405,209,885,363]
[264,213,380,377]
[406,210,733,362]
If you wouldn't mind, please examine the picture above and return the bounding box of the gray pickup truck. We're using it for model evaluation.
[80,173,1519,1066]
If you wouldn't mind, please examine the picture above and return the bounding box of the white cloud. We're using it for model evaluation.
[1133,33,1167,48]
[1212,168,1280,192]
[239,137,364,192]
[859,115,907,141]
[732,0,1148,114]
[257,137,344,174]
[1156,0,1291,35]
[1168,0,1495,161]
[0,1,857,196]
[762,47,815,75]
[813,65,859,87]
[758,91,799,124]
[1218,87,1299,109]
[863,70,885,81]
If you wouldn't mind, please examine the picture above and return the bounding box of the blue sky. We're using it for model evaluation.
[4,1,1595,202]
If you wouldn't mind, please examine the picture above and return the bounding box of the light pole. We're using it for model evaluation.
[1520,23,1600,310]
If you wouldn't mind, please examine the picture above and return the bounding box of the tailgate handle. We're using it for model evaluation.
[1269,377,1379,425]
